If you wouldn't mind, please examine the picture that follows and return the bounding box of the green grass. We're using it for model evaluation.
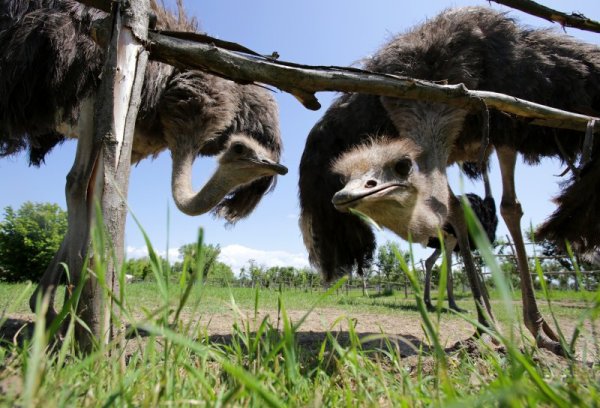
[0,280,593,323]
[1,281,598,406]
[0,226,599,406]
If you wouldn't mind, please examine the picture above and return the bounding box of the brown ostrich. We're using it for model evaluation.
[0,0,286,315]
[422,168,498,312]
[299,6,599,354]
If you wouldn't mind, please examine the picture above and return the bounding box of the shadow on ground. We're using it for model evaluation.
[206,330,428,357]
[0,318,34,347]
[0,316,431,358]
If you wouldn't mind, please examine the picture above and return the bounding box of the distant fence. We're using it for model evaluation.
[205,267,600,294]
[138,243,600,293]
[140,272,598,296]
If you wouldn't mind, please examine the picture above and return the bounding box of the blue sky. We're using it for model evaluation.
[1,1,599,273]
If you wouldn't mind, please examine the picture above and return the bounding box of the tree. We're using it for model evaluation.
[247,260,266,287]
[124,257,153,281]
[238,266,249,286]
[0,202,67,282]
[208,262,234,285]
[376,241,409,293]
[178,242,233,284]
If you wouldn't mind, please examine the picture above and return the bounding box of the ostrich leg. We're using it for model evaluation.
[29,238,67,321]
[423,234,464,311]
[29,99,99,323]
[443,234,465,312]
[496,146,563,354]
[423,247,442,310]
[448,192,495,331]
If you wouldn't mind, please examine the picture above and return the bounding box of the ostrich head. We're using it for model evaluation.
[218,135,288,178]
[171,133,287,218]
[150,71,286,223]
[331,136,449,244]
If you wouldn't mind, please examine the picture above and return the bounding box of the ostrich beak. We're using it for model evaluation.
[332,176,408,211]
[250,156,288,175]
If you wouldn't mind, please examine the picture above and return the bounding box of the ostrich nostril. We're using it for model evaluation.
[365,180,377,189]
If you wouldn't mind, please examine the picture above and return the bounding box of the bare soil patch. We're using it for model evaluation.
[1,307,596,364]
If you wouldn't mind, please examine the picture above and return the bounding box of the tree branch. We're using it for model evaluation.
[489,0,600,34]
[148,31,599,133]
[85,4,599,134]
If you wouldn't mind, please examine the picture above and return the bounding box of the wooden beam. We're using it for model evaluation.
[490,0,600,34]
[147,31,599,133]
[88,12,599,134]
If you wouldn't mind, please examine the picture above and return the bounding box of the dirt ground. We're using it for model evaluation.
[2,306,597,363]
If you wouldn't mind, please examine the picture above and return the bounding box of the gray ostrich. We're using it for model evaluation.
[330,140,497,312]
[0,0,287,315]
[299,6,599,354]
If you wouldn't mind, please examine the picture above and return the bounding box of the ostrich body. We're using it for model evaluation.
[422,170,497,312]
[0,0,286,315]
[299,6,600,354]
[0,0,286,220]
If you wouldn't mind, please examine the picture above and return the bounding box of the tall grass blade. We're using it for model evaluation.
[0,282,32,330]
[435,229,448,320]
[461,197,514,332]
[292,276,347,332]
[127,210,168,303]
[173,229,213,324]
[22,293,49,408]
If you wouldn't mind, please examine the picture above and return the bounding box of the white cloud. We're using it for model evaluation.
[126,244,310,275]
[126,245,182,263]
[218,244,309,275]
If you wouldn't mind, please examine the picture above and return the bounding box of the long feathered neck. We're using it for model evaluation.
[170,148,234,216]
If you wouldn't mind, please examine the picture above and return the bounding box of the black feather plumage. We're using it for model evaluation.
[0,0,282,222]
[299,6,600,280]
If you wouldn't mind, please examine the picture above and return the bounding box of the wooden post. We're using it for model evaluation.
[75,0,150,354]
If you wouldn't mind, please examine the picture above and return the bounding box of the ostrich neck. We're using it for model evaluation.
[171,148,236,216]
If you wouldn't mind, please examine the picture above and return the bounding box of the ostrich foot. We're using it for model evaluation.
[449,320,501,352]
[448,303,467,313]
[526,316,566,356]
[425,301,435,312]
[542,320,560,342]
[472,328,500,346]
[531,320,567,357]
[448,331,500,354]
[29,289,59,326]
[536,333,566,357]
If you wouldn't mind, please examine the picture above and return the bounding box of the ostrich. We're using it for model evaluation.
[421,167,497,312]
[299,6,600,354]
[329,139,497,312]
[0,0,287,314]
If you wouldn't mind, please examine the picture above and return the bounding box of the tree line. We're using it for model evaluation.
[1,202,597,291]
[0,202,323,286]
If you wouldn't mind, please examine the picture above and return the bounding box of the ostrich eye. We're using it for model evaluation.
[231,143,246,155]
[394,158,412,178]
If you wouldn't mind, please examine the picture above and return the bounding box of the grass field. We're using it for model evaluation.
[0,274,598,406]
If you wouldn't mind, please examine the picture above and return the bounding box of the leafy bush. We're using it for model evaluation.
[0,202,67,282]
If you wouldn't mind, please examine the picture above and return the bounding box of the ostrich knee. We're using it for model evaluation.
[500,198,523,233]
